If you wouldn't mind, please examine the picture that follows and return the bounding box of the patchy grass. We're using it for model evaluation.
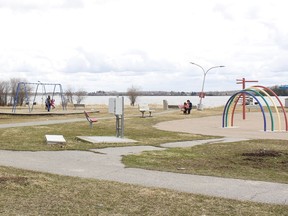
[123,139,288,184]
[0,106,220,151]
[1,166,287,216]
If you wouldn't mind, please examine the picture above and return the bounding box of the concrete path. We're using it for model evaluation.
[0,114,288,205]
[155,112,288,140]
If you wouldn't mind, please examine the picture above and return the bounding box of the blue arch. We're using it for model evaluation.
[222,90,267,131]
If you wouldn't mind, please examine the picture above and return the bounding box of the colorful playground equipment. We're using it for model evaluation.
[222,85,288,132]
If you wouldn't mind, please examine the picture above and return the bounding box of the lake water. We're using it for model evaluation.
[84,96,231,108]
[35,95,288,108]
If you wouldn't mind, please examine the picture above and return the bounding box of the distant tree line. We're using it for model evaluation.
[88,90,198,96]
[270,86,288,96]
[88,87,288,97]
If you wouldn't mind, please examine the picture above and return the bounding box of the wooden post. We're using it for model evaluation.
[236,78,258,120]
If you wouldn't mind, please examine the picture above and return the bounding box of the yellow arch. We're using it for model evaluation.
[248,86,282,131]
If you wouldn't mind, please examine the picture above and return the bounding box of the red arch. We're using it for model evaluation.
[253,85,288,131]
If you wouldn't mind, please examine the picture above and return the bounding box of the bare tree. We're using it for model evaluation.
[9,78,31,106]
[127,85,140,106]
[9,78,19,105]
[65,87,74,104]
[75,89,87,104]
[0,81,9,106]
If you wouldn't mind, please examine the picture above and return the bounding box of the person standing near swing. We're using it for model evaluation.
[45,95,51,112]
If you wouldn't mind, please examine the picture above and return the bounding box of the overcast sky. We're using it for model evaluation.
[1,0,287,92]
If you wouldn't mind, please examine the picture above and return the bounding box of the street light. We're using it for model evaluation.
[190,62,225,110]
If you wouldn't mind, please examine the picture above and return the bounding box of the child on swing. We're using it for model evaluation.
[50,99,55,109]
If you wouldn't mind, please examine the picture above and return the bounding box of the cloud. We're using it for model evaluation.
[60,48,181,75]
[0,0,84,10]
[0,0,288,92]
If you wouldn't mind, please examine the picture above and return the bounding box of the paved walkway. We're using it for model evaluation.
[0,114,287,205]
[155,112,288,140]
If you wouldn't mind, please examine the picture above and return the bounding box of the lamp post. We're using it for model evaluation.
[190,62,225,110]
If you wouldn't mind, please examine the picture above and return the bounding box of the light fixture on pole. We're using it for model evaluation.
[190,62,225,110]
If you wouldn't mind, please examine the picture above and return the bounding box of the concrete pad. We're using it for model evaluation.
[45,135,66,145]
[76,136,137,143]
[91,145,164,156]
[155,112,288,140]
[161,137,250,148]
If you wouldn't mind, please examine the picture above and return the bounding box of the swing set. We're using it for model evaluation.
[12,82,66,113]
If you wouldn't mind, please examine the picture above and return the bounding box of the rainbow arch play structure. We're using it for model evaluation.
[222,85,288,132]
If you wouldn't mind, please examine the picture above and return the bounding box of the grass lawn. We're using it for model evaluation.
[1,166,287,216]
[0,106,219,151]
[0,105,288,215]
[123,139,288,184]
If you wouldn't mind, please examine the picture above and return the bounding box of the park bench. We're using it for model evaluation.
[168,105,180,109]
[138,104,155,118]
[246,105,259,112]
[84,111,98,128]
[74,104,85,109]
[168,104,197,111]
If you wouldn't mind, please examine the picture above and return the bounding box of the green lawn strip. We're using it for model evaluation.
[0,113,85,124]
[0,112,218,151]
[0,166,287,216]
[123,139,288,184]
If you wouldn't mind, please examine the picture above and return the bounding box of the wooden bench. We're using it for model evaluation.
[84,111,98,128]
[168,104,197,110]
[74,104,85,109]
[246,105,259,112]
[168,105,180,109]
[138,104,155,118]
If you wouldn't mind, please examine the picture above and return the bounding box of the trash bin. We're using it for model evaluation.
[163,100,168,110]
